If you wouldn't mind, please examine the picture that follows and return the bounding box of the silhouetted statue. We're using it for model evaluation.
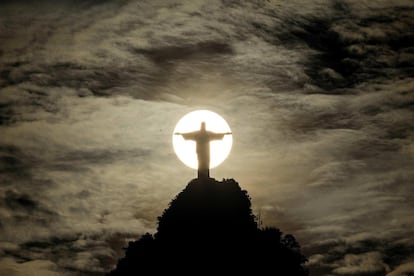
[175,122,232,178]
[108,178,308,275]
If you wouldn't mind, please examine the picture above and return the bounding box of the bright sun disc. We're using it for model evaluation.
[172,110,232,169]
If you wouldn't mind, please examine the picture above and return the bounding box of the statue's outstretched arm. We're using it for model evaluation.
[208,132,232,140]
[175,131,198,140]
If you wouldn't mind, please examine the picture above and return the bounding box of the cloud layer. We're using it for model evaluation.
[1,0,413,274]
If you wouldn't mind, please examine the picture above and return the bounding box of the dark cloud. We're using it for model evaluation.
[4,190,37,211]
[0,190,59,249]
[133,41,233,63]
[50,148,151,170]
[0,0,413,275]
[0,146,28,174]
[306,235,414,275]
[4,232,134,275]
[279,3,414,90]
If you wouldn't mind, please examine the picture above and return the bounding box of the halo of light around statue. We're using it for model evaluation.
[173,110,232,170]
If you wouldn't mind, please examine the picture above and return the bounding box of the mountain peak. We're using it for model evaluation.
[156,178,257,241]
[109,178,308,275]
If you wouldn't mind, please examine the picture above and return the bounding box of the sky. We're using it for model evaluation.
[0,0,413,275]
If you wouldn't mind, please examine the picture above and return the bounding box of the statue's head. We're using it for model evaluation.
[201,121,206,131]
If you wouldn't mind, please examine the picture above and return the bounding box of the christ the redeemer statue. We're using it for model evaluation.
[175,122,232,179]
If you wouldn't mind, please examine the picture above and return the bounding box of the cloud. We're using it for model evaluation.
[332,251,389,275]
[0,93,180,249]
[0,0,413,274]
[387,261,414,276]
[0,258,60,276]
[280,0,414,90]
[303,232,414,276]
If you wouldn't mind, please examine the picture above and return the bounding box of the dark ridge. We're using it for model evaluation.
[108,178,308,275]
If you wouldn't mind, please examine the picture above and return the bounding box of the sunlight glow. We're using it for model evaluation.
[172,110,232,169]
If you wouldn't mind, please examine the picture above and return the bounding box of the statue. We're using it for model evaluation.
[175,122,232,178]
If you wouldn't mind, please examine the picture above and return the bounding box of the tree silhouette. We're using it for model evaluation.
[108,178,308,275]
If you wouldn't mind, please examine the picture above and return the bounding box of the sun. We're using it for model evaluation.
[172,110,232,169]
